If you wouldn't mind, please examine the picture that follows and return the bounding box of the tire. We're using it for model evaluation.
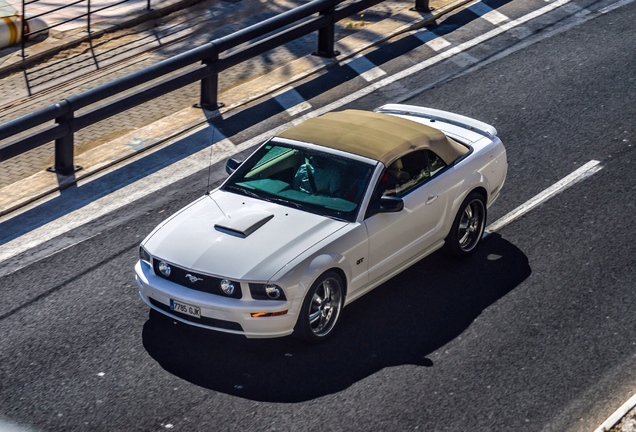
[295,271,344,342]
[445,192,487,257]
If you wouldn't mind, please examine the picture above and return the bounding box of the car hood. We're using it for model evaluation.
[143,190,348,281]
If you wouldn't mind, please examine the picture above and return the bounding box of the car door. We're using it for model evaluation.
[363,150,455,285]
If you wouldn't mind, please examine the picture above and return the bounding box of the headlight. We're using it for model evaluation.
[139,246,151,263]
[158,261,171,277]
[265,284,282,300]
[220,279,235,296]
[249,283,287,301]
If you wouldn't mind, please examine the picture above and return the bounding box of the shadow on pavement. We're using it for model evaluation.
[142,233,531,402]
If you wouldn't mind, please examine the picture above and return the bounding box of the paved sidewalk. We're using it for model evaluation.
[3,0,166,32]
[0,0,207,70]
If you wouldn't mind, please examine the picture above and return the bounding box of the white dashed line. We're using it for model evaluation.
[599,0,635,13]
[413,31,452,51]
[486,160,603,233]
[343,56,387,81]
[468,2,511,25]
[273,87,312,116]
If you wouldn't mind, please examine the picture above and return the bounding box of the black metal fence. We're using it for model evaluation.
[19,0,154,58]
[0,0,430,176]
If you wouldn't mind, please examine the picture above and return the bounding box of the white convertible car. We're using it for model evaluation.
[135,104,507,342]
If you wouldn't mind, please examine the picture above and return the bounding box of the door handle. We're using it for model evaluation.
[426,195,439,205]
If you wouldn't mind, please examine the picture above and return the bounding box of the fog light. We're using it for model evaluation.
[158,261,171,277]
[220,279,235,295]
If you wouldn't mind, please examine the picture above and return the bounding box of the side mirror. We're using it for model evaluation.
[225,157,242,175]
[368,196,404,216]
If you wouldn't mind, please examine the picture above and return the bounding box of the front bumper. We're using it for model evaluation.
[134,261,301,338]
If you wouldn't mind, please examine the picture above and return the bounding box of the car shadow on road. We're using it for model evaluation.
[142,233,530,402]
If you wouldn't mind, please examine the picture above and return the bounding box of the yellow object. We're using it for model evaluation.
[0,15,21,47]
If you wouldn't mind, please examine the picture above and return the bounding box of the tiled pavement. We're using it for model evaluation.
[3,0,168,32]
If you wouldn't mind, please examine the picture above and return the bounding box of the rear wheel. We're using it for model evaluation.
[295,271,344,342]
[445,192,487,257]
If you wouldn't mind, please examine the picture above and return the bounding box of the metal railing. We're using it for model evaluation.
[0,0,431,176]
[19,0,154,58]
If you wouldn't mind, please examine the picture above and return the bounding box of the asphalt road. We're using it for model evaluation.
[0,0,634,431]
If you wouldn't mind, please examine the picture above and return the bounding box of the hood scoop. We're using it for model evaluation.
[214,208,274,239]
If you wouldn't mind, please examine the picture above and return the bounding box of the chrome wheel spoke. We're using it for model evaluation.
[309,309,322,325]
[457,201,484,250]
[305,277,342,337]
[458,209,472,245]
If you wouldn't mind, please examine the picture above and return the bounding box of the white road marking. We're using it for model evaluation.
[468,2,510,25]
[0,418,36,431]
[486,160,603,233]
[599,0,635,13]
[343,56,387,81]
[0,0,615,267]
[273,87,312,116]
[305,0,577,115]
[594,391,636,432]
[413,31,452,51]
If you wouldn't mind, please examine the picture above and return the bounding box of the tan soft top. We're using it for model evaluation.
[278,109,469,166]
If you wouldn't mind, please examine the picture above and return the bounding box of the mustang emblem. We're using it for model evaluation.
[185,274,203,283]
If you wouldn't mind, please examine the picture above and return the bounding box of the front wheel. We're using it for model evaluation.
[445,192,487,257]
[294,271,344,342]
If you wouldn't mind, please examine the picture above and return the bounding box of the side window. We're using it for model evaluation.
[374,150,447,199]
[426,150,446,177]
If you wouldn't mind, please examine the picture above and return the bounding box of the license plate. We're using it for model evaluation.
[170,299,201,318]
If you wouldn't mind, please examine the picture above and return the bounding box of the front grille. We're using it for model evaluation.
[152,259,242,299]
[149,298,243,331]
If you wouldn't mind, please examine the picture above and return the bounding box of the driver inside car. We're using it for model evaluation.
[293,155,342,196]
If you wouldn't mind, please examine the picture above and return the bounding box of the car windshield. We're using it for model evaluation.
[222,140,376,222]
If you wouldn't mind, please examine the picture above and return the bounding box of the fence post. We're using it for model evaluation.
[48,101,80,175]
[413,0,431,12]
[20,0,26,58]
[314,4,338,58]
[197,45,222,110]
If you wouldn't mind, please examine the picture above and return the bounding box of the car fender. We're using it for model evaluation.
[302,253,350,295]
[271,251,350,302]
[444,170,490,235]
[269,221,369,302]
